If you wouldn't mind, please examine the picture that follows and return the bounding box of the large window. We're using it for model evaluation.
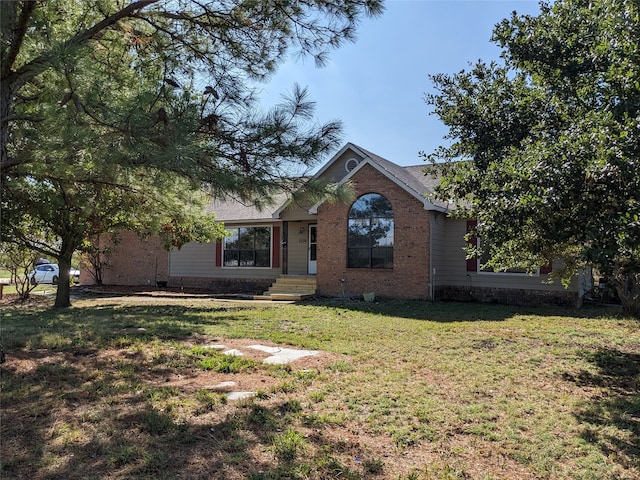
[224,227,271,267]
[466,220,546,275]
[347,193,394,269]
[478,239,538,275]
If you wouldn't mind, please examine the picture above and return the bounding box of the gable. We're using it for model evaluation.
[312,142,370,184]
[310,160,447,214]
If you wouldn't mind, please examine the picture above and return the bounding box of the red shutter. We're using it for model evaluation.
[540,263,552,275]
[215,241,222,267]
[466,219,478,272]
[272,226,280,268]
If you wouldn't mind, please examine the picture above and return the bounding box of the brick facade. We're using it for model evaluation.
[169,277,272,294]
[316,164,432,300]
[81,231,169,286]
[81,231,272,294]
[435,285,581,308]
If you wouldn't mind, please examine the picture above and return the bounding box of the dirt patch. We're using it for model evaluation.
[6,336,341,396]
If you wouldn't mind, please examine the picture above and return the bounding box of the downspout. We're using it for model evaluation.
[282,221,288,275]
[429,212,434,302]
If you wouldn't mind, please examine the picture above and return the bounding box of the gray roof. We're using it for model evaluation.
[206,191,290,222]
[206,143,447,222]
[349,144,448,210]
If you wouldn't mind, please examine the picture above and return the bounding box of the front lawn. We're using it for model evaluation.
[1,296,638,479]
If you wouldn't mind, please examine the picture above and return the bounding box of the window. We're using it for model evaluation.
[466,220,550,275]
[223,227,271,267]
[347,193,394,269]
[478,240,535,275]
[345,157,360,172]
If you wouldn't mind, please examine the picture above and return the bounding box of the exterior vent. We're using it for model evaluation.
[345,157,360,172]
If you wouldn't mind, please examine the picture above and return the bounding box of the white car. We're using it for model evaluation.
[28,264,80,285]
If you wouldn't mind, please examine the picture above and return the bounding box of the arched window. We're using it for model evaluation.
[347,193,394,269]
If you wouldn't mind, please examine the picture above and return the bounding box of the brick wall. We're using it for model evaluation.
[435,285,581,308]
[169,277,271,294]
[81,231,169,286]
[316,164,432,300]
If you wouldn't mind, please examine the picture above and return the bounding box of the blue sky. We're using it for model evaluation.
[258,0,541,168]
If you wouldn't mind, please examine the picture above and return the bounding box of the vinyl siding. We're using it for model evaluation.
[436,218,583,292]
[280,203,316,222]
[169,223,281,280]
[286,221,312,275]
[320,150,365,183]
[169,242,216,277]
[430,211,448,291]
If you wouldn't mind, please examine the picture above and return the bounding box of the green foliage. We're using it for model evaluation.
[271,429,307,463]
[425,0,640,317]
[191,348,257,373]
[0,242,37,300]
[0,0,383,308]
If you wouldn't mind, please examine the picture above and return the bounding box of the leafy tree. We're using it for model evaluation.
[1,0,383,308]
[425,0,640,317]
[0,242,38,301]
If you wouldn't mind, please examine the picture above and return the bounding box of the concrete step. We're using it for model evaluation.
[263,275,316,298]
[267,285,316,293]
[271,276,316,285]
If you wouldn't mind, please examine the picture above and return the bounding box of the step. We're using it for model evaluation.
[267,284,316,293]
[268,285,315,292]
[263,275,316,298]
[272,276,316,285]
[269,293,315,301]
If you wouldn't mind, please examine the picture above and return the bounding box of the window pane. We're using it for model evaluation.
[371,247,393,269]
[224,230,240,249]
[368,194,393,217]
[255,250,270,267]
[349,196,372,219]
[310,244,317,261]
[348,219,370,247]
[479,239,529,273]
[238,228,255,249]
[349,193,392,218]
[223,250,239,267]
[347,248,370,268]
[239,250,255,266]
[371,218,394,247]
[254,227,271,250]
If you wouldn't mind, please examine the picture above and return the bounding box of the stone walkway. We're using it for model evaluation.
[204,343,319,400]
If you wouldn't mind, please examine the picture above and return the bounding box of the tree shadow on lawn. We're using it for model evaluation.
[565,347,640,472]
[1,357,364,480]
[306,298,620,323]
[1,303,255,352]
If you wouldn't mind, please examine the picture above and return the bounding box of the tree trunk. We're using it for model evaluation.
[54,239,74,308]
[615,273,640,319]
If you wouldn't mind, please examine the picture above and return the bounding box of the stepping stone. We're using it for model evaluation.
[206,381,237,391]
[248,345,282,354]
[227,391,255,401]
[202,344,227,351]
[222,349,244,356]
[248,345,318,365]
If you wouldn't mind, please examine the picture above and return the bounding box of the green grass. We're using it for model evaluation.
[1,295,638,479]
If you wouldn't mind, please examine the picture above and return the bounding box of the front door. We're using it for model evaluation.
[308,224,317,274]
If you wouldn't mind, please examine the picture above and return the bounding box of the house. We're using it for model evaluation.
[91,143,591,306]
